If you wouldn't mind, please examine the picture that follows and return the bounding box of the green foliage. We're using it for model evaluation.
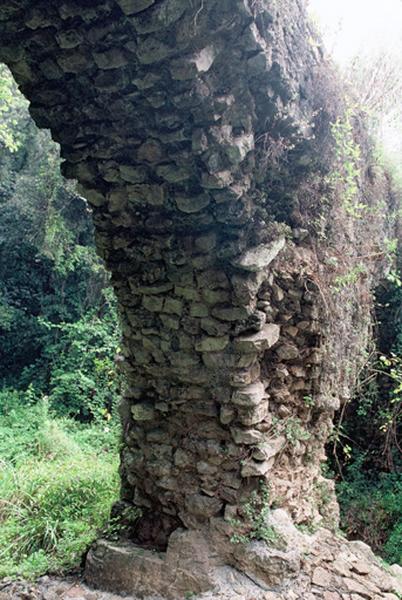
[333,264,366,291]
[0,397,119,579]
[303,395,315,408]
[327,108,366,218]
[229,482,278,545]
[337,458,402,565]
[284,417,311,444]
[0,62,120,421]
[0,65,28,152]
[27,291,120,420]
[271,415,311,445]
[0,64,122,580]
[330,269,402,564]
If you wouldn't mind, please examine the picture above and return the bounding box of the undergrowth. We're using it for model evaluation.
[330,271,402,566]
[336,458,402,565]
[0,395,119,580]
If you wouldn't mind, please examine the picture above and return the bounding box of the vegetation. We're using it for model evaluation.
[327,108,365,218]
[0,65,121,579]
[329,272,402,564]
[229,482,278,546]
[0,395,119,579]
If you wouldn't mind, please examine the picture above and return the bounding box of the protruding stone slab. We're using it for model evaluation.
[234,324,280,353]
[251,437,286,461]
[196,336,229,353]
[85,532,215,599]
[116,0,155,15]
[232,381,267,407]
[232,238,286,272]
[241,457,275,477]
[230,427,265,445]
[237,400,269,426]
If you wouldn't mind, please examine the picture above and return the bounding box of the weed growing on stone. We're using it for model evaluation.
[303,395,315,408]
[327,108,366,218]
[333,264,367,291]
[283,417,311,444]
[295,522,319,535]
[229,482,278,546]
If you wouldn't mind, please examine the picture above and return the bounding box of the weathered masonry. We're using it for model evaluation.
[1,1,399,598]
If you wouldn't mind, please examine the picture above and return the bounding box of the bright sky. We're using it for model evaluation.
[307,0,402,157]
[308,0,402,64]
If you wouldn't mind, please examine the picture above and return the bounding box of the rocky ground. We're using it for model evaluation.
[0,577,128,600]
[2,514,402,600]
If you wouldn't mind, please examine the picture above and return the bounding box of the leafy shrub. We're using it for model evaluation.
[0,397,119,579]
[330,267,402,565]
[337,461,402,565]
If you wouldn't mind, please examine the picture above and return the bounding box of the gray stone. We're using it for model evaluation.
[231,427,265,445]
[93,49,128,69]
[131,403,155,421]
[202,170,234,189]
[137,38,174,64]
[131,0,187,33]
[220,405,236,425]
[116,0,155,15]
[157,164,190,182]
[196,336,229,353]
[143,295,164,312]
[120,165,148,184]
[137,140,163,163]
[55,29,83,49]
[232,381,267,407]
[276,343,299,360]
[233,542,301,587]
[128,184,165,206]
[234,324,280,353]
[185,493,223,518]
[241,457,275,477]
[175,194,210,213]
[252,437,286,461]
[160,314,180,330]
[57,51,93,73]
[190,303,209,318]
[163,297,183,316]
[232,238,286,271]
[237,400,269,426]
[212,306,250,322]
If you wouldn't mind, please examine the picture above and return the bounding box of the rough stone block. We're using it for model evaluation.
[116,0,155,15]
[231,381,267,407]
[175,193,210,213]
[230,427,265,445]
[237,400,269,426]
[234,324,280,353]
[232,238,286,271]
[240,457,274,477]
[131,402,155,421]
[196,336,229,353]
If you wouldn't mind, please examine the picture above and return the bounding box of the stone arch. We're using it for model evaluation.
[0,1,398,598]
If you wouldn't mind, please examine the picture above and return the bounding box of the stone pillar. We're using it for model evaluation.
[0,0,336,540]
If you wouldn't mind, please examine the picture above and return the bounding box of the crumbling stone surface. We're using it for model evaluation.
[0,0,397,596]
[2,512,402,599]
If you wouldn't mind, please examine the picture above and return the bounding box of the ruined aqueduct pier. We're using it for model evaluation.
[1,1,400,598]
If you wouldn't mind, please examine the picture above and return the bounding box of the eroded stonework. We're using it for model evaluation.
[0,0,398,597]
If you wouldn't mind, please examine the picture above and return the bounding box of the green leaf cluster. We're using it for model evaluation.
[0,396,119,579]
